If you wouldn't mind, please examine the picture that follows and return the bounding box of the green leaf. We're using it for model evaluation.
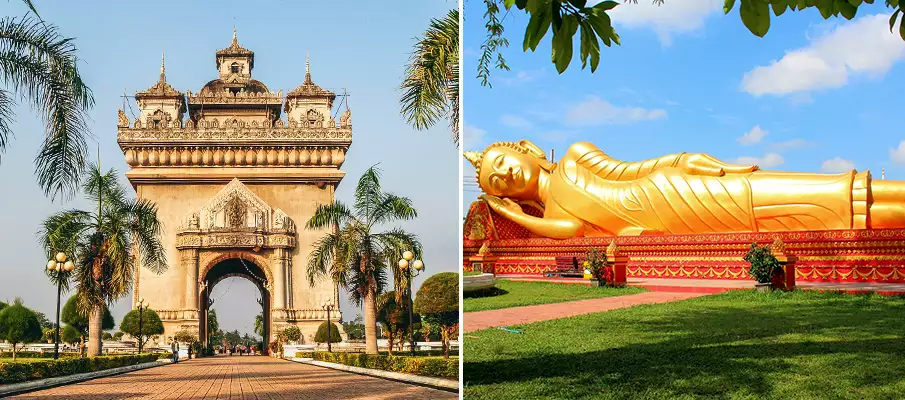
[891,9,901,33]
[771,0,788,16]
[524,6,552,51]
[582,23,601,72]
[593,0,620,12]
[814,0,834,18]
[847,0,862,6]
[514,0,529,9]
[505,0,518,9]
[740,0,771,37]
[724,0,737,13]
[552,14,578,73]
[587,11,614,43]
[579,22,591,68]
[837,0,857,18]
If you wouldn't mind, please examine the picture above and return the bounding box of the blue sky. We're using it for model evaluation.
[463,1,905,213]
[0,0,458,336]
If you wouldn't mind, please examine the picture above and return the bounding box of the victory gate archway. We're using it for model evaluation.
[117,31,349,348]
[199,256,272,349]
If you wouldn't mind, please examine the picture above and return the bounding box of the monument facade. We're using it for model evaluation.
[117,31,351,347]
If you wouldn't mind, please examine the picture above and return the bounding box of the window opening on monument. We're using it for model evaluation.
[231,62,240,74]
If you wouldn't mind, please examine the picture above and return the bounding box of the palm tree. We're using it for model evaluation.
[253,312,264,337]
[1,2,94,200]
[39,162,166,356]
[306,166,421,354]
[400,9,459,144]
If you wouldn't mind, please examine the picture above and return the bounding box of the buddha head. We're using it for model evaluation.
[464,140,554,200]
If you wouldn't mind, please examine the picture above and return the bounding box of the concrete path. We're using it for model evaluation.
[464,291,717,333]
[11,355,455,400]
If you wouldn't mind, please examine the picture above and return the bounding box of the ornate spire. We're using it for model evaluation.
[304,52,312,84]
[232,26,238,46]
[160,51,166,82]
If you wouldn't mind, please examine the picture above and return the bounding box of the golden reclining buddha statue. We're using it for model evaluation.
[465,140,905,239]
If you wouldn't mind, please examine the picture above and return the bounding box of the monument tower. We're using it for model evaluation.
[117,30,352,348]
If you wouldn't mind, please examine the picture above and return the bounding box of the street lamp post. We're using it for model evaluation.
[46,252,74,360]
[397,251,424,357]
[320,297,335,352]
[135,298,149,354]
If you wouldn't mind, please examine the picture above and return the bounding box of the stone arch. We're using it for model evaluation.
[200,250,273,288]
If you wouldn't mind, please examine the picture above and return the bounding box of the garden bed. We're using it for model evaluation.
[295,351,457,379]
[0,354,163,384]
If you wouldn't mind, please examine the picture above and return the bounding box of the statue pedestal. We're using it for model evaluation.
[468,255,497,275]
[606,243,627,287]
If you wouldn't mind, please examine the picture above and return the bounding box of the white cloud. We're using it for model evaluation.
[463,124,487,151]
[499,114,534,129]
[735,153,784,169]
[738,125,768,145]
[742,14,905,96]
[565,95,667,126]
[609,0,722,45]
[821,157,856,173]
[890,141,905,165]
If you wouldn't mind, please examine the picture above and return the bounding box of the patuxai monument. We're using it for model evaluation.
[116,30,351,348]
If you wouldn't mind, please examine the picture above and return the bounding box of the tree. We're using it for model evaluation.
[61,324,81,344]
[0,1,95,200]
[377,291,420,354]
[314,322,342,344]
[305,166,422,355]
[478,0,905,83]
[39,163,167,356]
[61,295,113,349]
[342,314,366,341]
[0,299,43,360]
[33,311,53,329]
[173,330,197,344]
[400,9,460,144]
[281,326,301,343]
[102,332,113,340]
[253,312,264,337]
[414,272,459,359]
[119,308,164,348]
[207,309,221,345]
[113,331,124,341]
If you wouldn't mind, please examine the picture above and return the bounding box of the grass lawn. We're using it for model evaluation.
[464,290,905,399]
[464,280,647,312]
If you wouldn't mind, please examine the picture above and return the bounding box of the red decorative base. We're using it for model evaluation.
[463,201,905,284]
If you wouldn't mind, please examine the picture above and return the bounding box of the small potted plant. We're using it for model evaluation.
[584,248,612,287]
[743,242,784,292]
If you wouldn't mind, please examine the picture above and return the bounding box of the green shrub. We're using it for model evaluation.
[0,354,159,384]
[744,242,784,284]
[0,351,79,359]
[119,308,164,348]
[0,301,43,360]
[314,322,341,343]
[414,272,459,359]
[281,326,301,342]
[293,351,457,378]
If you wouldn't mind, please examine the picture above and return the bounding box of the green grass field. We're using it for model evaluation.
[464,290,905,399]
[464,280,646,312]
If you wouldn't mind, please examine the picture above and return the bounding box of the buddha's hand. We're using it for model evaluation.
[679,153,759,176]
[480,194,524,217]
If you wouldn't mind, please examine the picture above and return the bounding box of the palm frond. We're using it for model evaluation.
[400,9,460,144]
[0,90,14,162]
[0,17,93,199]
[371,193,418,226]
[354,165,385,224]
[305,201,355,231]
[125,198,167,274]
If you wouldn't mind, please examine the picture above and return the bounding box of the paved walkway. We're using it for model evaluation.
[464,291,716,333]
[11,355,455,400]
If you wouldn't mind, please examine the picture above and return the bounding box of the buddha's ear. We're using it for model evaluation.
[518,140,546,160]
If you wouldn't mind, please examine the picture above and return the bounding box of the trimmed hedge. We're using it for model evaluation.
[295,351,457,379]
[0,351,80,359]
[0,354,160,384]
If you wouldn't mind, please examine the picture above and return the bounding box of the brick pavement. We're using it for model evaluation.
[464,291,718,333]
[12,355,456,399]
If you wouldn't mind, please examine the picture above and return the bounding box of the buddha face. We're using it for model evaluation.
[478,145,543,200]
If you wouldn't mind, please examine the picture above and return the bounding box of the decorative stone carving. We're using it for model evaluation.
[339,109,352,128]
[118,109,130,128]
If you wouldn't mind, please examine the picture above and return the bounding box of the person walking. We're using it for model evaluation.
[170,338,178,363]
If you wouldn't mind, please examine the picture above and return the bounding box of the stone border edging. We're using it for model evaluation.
[289,357,458,392]
[0,359,172,397]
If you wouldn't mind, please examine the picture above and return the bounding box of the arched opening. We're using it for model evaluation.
[199,257,271,354]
